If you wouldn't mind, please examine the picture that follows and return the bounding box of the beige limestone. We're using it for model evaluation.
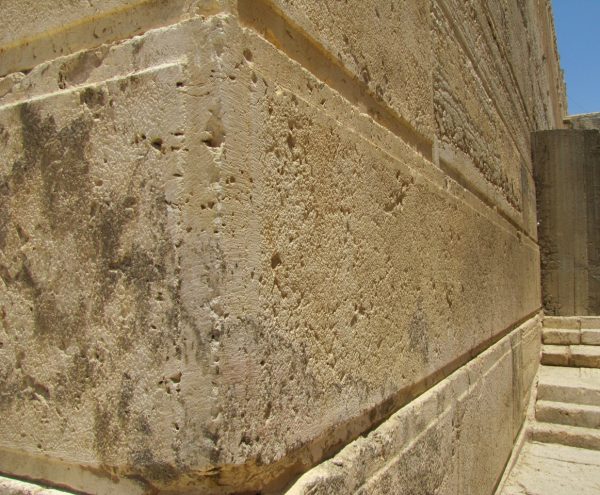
[543,328,580,345]
[0,0,566,493]
[537,366,600,407]
[541,318,600,345]
[287,317,541,495]
[500,442,600,495]
[531,423,600,451]
[540,345,569,366]
[0,476,72,495]
[565,113,600,131]
[0,0,234,77]
[245,0,434,140]
[582,329,600,345]
[581,317,600,329]
[536,400,600,429]
[543,316,581,329]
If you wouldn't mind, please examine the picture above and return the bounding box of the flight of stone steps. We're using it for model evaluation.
[499,317,600,495]
[532,317,600,450]
[533,317,600,450]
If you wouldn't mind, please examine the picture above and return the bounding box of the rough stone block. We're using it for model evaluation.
[287,318,540,495]
[0,476,72,495]
[570,346,600,369]
[538,366,600,407]
[541,345,570,366]
[543,328,581,345]
[581,317,600,330]
[252,0,434,140]
[582,330,600,346]
[0,1,566,493]
[536,400,600,429]
[544,317,581,329]
[0,0,233,76]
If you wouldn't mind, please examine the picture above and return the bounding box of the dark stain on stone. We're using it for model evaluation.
[129,448,178,483]
[118,373,135,422]
[0,123,8,145]
[0,183,8,250]
[16,103,93,234]
[94,405,121,460]
[57,48,107,89]
[408,298,429,361]
[2,93,185,465]
[80,87,107,108]
[54,346,102,404]
[131,39,145,58]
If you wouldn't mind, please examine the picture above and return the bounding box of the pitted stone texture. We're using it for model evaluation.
[252,0,434,139]
[210,43,541,481]
[432,0,565,237]
[0,1,566,493]
[0,476,73,495]
[0,17,233,494]
[0,0,234,76]
[287,318,541,495]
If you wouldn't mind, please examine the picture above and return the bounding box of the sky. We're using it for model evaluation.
[552,0,600,115]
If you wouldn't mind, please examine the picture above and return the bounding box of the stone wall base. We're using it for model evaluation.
[287,314,542,495]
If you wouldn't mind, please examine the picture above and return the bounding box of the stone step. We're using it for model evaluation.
[543,316,600,330]
[542,327,600,345]
[538,365,600,406]
[531,422,600,450]
[541,345,600,367]
[499,441,600,495]
[543,317,582,330]
[536,400,600,429]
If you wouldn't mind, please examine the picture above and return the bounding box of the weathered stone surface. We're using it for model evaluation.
[244,0,434,140]
[500,442,600,495]
[0,476,73,495]
[533,129,600,315]
[566,112,600,131]
[287,317,541,495]
[580,317,600,329]
[0,0,566,493]
[531,423,600,451]
[536,400,600,429]
[541,345,569,366]
[543,328,580,345]
[544,316,581,329]
[582,329,600,345]
[541,344,600,368]
[432,0,565,238]
[0,0,234,77]
[537,366,600,407]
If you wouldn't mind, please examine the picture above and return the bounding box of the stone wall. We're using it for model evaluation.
[534,117,600,316]
[0,1,565,494]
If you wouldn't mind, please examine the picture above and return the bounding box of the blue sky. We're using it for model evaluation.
[552,1,600,115]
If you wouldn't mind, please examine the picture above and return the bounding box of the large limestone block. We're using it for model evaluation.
[0,6,548,494]
[209,21,541,487]
[240,0,434,140]
[433,0,532,235]
[0,0,234,77]
[0,16,231,495]
[288,317,541,495]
